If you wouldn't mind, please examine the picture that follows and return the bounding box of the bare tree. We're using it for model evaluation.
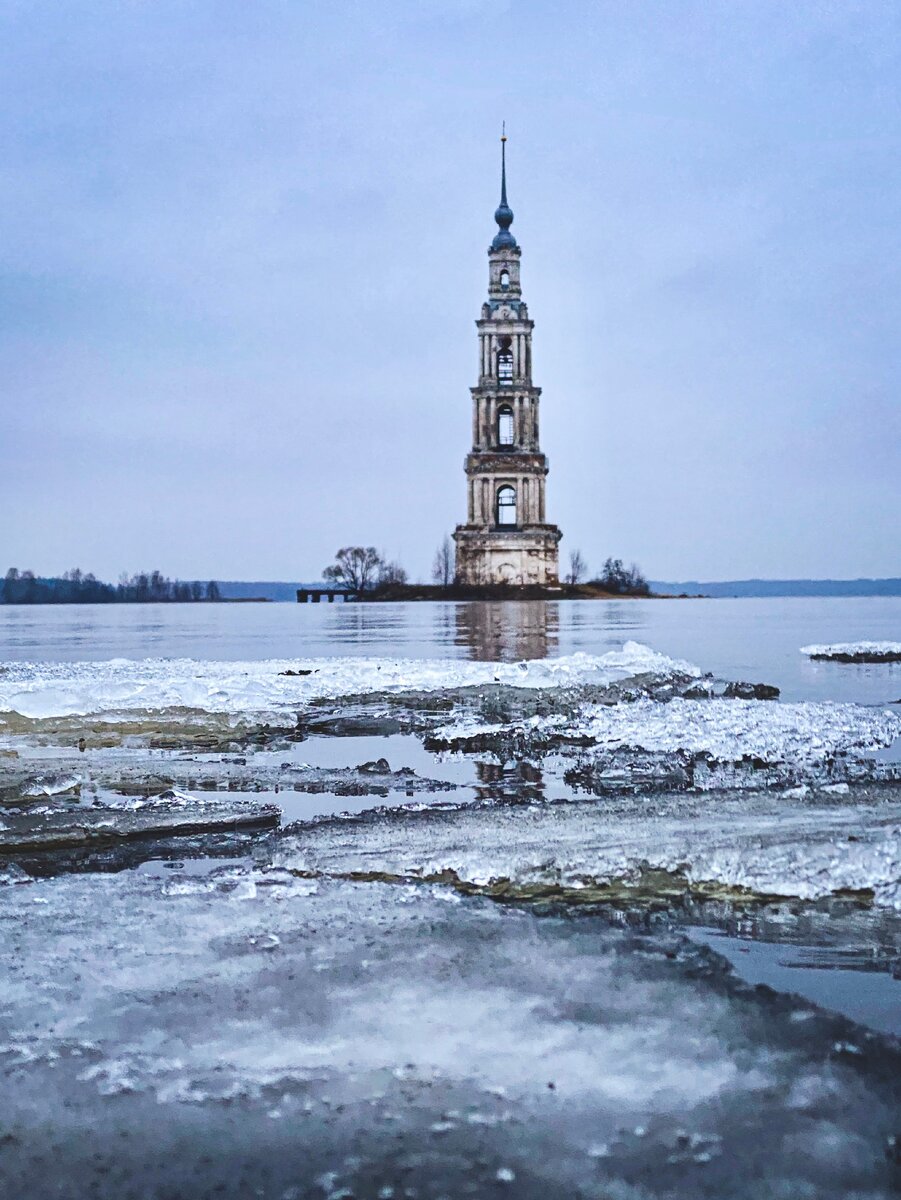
[323,547,383,593]
[566,549,587,586]
[432,535,455,587]
[592,557,650,596]
[626,562,650,596]
[378,559,408,586]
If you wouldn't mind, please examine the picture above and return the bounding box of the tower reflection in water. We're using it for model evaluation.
[450,600,559,662]
[472,758,546,804]
[449,600,560,803]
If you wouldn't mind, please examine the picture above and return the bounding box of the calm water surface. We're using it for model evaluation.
[1,597,899,705]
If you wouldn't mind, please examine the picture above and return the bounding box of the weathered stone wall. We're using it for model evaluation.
[454,527,561,586]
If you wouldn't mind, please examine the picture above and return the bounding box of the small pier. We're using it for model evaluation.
[296,588,352,604]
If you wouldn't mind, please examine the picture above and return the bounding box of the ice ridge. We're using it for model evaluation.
[0,643,698,719]
[435,697,901,765]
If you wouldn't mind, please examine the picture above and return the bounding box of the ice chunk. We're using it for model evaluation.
[101,787,202,811]
[801,641,901,663]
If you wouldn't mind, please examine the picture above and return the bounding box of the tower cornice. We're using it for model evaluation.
[476,318,534,332]
[470,385,542,397]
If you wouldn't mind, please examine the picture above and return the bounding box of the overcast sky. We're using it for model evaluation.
[2,0,899,583]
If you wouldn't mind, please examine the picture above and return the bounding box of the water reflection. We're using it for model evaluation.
[570,599,643,637]
[473,759,545,804]
[451,601,560,661]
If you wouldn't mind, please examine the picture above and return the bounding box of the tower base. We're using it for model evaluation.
[453,525,561,587]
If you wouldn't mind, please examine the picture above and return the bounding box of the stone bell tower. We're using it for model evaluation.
[453,134,562,586]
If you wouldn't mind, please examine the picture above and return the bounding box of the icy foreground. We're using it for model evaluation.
[1,637,901,1198]
[0,643,695,719]
[1,866,899,1199]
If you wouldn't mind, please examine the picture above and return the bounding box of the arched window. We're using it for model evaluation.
[499,268,510,291]
[497,485,517,526]
[497,405,514,446]
[496,336,513,386]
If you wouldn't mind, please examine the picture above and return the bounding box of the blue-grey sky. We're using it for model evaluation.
[2,0,899,582]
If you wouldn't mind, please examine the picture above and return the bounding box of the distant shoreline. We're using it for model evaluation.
[3,578,899,606]
[217,578,901,602]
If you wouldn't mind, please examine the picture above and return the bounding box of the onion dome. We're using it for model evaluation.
[491,131,518,250]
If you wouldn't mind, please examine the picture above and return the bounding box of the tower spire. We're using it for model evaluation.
[492,124,517,250]
[500,122,508,207]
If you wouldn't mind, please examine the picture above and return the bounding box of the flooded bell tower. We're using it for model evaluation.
[453,132,562,586]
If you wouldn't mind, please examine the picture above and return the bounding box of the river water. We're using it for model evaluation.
[2,595,899,705]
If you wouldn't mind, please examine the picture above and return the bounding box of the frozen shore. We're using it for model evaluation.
[2,638,900,1196]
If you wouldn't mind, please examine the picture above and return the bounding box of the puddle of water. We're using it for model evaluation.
[174,783,468,826]
[251,733,478,787]
[136,856,255,877]
[188,736,582,819]
[269,786,466,824]
[686,927,901,1037]
[868,736,901,765]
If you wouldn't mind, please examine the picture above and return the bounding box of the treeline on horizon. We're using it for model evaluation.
[1,568,222,605]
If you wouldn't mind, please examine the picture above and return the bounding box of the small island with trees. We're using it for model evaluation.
[315,542,654,602]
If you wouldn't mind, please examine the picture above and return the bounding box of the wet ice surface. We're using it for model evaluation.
[3,616,901,1196]
[1,866,900,1199]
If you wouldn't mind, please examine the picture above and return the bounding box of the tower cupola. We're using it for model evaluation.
[491,130,517,250]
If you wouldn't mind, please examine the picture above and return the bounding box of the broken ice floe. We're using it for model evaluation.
[20,772,82,799]
[0,643,698,719]
[801,641,901,664]
[0,797,280,864]
[277,784,901,909]
[431,696,901,772]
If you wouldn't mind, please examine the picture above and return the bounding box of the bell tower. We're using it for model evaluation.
[453,133,562,586]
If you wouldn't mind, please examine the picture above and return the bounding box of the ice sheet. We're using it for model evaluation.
[1,868,898,1198]
[0,643,698,719]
